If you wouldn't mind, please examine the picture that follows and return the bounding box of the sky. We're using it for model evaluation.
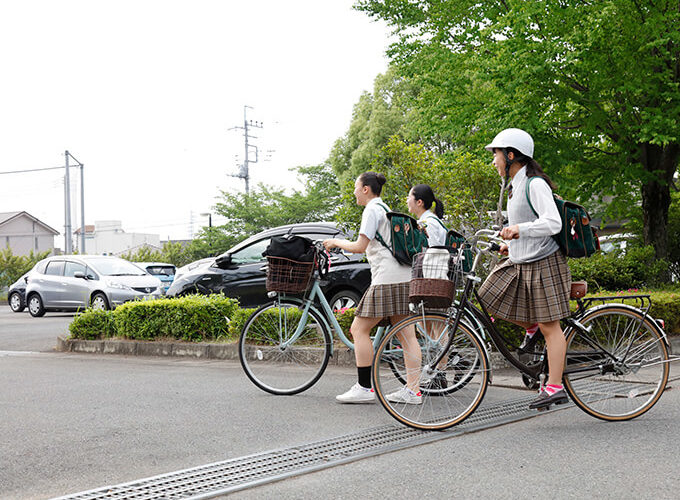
[0,0,391,247]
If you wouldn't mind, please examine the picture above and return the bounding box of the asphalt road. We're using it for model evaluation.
[2,305,679,499]
[0,305,73,352]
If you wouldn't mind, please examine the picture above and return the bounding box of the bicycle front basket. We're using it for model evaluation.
[266,256,315,293]
[409,247,460,308]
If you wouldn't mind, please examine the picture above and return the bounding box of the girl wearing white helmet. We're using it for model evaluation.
[479,128,572,410]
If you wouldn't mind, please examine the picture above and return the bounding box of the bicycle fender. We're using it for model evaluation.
[579,303,670,350]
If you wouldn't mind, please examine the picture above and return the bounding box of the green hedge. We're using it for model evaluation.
[69,290,680,344]
[70,294,240,342]
[569,246,668,291]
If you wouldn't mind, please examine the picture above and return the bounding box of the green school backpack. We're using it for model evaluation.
[375,204,429,265]
[444,228,474,272]
[525,177,600,258]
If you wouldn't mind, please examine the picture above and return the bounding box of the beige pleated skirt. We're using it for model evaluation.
[355,281,410,318]
[478,250,571,323]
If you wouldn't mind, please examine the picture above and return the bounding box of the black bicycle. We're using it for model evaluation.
[372,230,672,430]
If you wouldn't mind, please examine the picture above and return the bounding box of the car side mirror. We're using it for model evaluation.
[215,254,232,269]
[74,271,86,279]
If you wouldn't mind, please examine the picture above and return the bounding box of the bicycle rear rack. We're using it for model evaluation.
[578,294,651,312]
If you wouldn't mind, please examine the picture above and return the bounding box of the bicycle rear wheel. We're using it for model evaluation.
[239,300,331,395]
[373,314,489,430]
[563,305,670,421]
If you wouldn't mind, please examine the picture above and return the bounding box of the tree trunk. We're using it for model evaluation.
[640,143,680,270]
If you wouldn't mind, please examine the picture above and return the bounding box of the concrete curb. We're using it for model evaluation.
[55,336,679,371]
[55,336,512,369]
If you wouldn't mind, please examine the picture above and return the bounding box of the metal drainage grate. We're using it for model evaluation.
[52,393,566,500]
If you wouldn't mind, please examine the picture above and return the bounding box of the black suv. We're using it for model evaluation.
[166,222,371,308]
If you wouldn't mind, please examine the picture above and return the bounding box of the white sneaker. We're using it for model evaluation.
[336,383,375,404]
[386,386,422,405]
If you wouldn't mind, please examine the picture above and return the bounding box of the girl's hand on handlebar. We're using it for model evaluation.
[500,225,520,240]
[323,239,337,251]
[499,243,509,255]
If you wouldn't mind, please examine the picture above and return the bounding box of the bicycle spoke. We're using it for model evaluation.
[564,306,669,421]
[373,314,488,430]
[239,301,331,395]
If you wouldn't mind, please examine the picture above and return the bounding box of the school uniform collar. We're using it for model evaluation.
[419,209,434,221]
[366,197,384,208]
[511,165,527,191]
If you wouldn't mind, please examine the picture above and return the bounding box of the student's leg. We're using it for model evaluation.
[351,315,382,367]
[336,315,384,402]
[390,314,421,392]
[538,320,566,386]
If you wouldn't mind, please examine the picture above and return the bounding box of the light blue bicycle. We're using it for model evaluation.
[238,242,487,395]
[238,243,395,395]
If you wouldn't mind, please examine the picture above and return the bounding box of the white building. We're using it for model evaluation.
[0,211,59,256]
[75,220,160,255]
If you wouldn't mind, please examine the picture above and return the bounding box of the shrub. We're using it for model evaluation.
[69,309,115,340]
[569,246,668,292]
[68,288,680,345]
[69,294,240,342]
[228,307,256,339]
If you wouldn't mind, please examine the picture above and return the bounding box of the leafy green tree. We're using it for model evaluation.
[335,135,499,232]
[0,247,50,288]
[328,67,416,184]
[357,0,680,266]
[213,163,340,243]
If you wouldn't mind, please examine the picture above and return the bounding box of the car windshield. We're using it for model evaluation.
[145,265,175,276]
[87,258,147,276]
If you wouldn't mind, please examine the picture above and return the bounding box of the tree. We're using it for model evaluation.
[213,163,341,243]
[357,0,680,266]
[0,247,50,288]
[328,66,416,184]
[335,135,499,232]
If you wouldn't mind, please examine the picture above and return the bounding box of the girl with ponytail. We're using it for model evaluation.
[407,184,447,246]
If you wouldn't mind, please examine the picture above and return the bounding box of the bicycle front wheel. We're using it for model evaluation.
[563,305,670,421]
[373,314,489,430]
[239,300,332,395]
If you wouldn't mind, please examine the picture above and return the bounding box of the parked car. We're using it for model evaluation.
[25,255,162,317]
[174,257,214,280]
[166,222,372,309]
[599,233,633,254]
[134,262,176,294]
[7,273,29,312]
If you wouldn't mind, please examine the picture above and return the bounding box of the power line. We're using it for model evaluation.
[0,166,67,175]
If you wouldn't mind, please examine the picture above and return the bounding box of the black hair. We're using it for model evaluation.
[411,184,444,218]
[358,171,387,196]
[506,147,557,190]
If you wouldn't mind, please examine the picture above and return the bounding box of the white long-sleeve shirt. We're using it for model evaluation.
[507,166,561,263]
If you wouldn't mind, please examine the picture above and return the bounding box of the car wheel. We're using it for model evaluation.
[9,292,25,313]
[328,289,361,311]
[28,294,46,317]
[91,292,110,311]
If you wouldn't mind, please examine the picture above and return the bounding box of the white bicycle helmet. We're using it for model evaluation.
[485,128,534,158]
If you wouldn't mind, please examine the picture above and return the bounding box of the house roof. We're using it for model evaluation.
[74,225,95,235]
[0,211,60,235]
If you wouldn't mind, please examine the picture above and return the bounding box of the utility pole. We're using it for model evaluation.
[228,105,263,195]
[64,151,85,254]
[64,152,72,253]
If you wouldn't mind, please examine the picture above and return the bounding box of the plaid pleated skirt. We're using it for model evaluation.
[356,282,410,318]
[478,250,571,323]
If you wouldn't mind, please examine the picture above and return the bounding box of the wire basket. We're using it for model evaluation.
[409,247,462,308]
[266,256,316,293]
